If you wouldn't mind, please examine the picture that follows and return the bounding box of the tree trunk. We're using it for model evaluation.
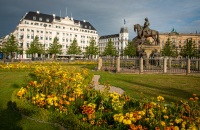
[11,52,13,63]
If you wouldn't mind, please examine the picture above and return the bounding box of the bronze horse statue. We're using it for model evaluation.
[134,24,160,45]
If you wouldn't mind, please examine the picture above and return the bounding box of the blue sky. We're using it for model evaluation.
[0,0,200,40]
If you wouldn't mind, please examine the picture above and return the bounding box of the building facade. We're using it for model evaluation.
[11,11,98,59]
[99,27,129,56]
[149,28,200,55]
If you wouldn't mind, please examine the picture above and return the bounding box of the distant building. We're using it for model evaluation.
[9,11,98,59]
[99,27,129,55]
[149,28,200,55]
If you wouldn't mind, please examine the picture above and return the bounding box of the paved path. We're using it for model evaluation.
[92,75,125,95]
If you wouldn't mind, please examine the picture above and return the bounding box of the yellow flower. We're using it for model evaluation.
[174,126,179,130]
[90,120,95,125]
[122,119,132,125]
[163,115,169,119]
[160,121,166,126]
[175,118,183,124]
[157,96,164,101]
[118,116,124,123]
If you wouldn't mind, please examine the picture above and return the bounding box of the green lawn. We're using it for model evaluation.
[0,67,200,129]
[92,71,200,103]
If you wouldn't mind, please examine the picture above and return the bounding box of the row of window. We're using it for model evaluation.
[20,28,97,40]
[161,39,200,44]
[99,37,128,42]
[23,20,97,34]
[99,47,122,51]
[20,34,96,44]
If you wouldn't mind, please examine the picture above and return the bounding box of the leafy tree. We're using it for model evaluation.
[123,41,136,57]
[3,34,19,62]
[102,39,118,56]
[67,38,82,55]
[26,36,43,59]
[161,38,178,57]
[85,38,99,59]
[180,39,198,58]
[47,37,62,59]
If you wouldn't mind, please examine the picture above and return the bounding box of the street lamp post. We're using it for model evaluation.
[43,24,47,61]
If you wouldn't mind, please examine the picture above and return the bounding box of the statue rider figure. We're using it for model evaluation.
[142,17,150,37]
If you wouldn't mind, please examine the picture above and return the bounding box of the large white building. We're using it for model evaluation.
[99,27,129,56]
[11,11,98,59]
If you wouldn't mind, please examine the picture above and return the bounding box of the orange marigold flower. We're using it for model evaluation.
[82,110,86,114]
[138,125,142,129]
[170,126,175,130]
[193,94,197,97]
[155,127,160,130]
[189,98,194,101]
[130,124,135,129]
[164,126,170,130]
[195,97,199,100]
[59,100,64,105]
[62,94,67,99]
[82,117,87,121]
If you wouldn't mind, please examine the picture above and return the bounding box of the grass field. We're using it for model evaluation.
[92,71,200,103]
[0,65,200,129]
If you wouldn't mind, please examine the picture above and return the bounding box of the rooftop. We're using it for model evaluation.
[22,11,96,30]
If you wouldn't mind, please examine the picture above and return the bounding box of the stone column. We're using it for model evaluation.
[163,57,167,73]
[139,57,143,73]
[198,58,200,71]
[168,57,171,69]
[97,57,102,70]
[195,58,199,70]
[186,58,190,75]
[116,57,121,73]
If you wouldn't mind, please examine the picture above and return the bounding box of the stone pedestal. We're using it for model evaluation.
[137,45,161,58]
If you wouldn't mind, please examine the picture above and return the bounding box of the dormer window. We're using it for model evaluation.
[39,17,42,21]
[33,16,36,20]
[46,18,49,22]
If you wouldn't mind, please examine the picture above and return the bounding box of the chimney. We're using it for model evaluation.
[53,14,55,19]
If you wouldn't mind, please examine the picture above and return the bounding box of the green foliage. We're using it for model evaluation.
[85,38,99,59]
[180,40,198,58]
[47,37,62,59]
[161,38,178,57]
[26,36,43,58]
[67,38,82,55]
[123,41,136,57]
[102,39,118,56]
[3,34,19,59]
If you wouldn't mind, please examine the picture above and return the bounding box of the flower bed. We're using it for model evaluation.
[13,65,200,130]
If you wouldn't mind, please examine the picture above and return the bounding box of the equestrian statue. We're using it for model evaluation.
[133,17,160,45]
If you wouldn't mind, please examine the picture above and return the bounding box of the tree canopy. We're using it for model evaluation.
[67,38,82,55]
[161,38,178,57]
[180,40,198,58]
[3,34,19,60]
[123,41,136,57]
[85,38,99,59]
[102,39,118,56]
[26,36,43,58]
[47,37,62,59]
